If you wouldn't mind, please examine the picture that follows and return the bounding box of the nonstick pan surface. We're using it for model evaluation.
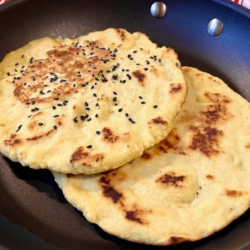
[0,0,250,250]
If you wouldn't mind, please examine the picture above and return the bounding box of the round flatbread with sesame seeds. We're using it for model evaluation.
[0,28,187,174]
[53,67,250,245]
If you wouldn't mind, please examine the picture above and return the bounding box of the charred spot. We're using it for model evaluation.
[157,145,168,153]
[102,127,119,143]
[4,135,22,147]
[202,103,231,124]
[169,236,190,245]
[226,190,243,197]
[125,210,144,224]
[141,152,151,160]
[170,83,182,93]
[99,176,123,203]
[189,126,223,157]
[116,28,126,41]
[149,117,167,125]
[156,173,185,187]
[70,147,89,163]
[132,70,145,86]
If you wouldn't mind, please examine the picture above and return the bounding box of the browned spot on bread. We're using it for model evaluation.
[170,83,182,93]
[67,174,73,178]
[155,129,185,155]
[4,134,22,147]
[116,28,126,41]
[99,176,123,203]
[132,70,145,86]
[168,236,191,245]
[190,126,223,157]
[226,190,244,197]
[206,175,214,180]
[125,210,144,224]
[141,152,151,160]
[205,92,231,104]
[14,43,112,104]
[70,146,104,166]
[28,121,38,130]
[102,127,119,143]
[246,143,250,149]
[178,110,197,124]
[149,117,167,125]
[26,129,53,141]
[156,173,185,187]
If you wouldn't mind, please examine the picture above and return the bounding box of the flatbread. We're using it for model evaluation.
[53,67,250,245]
[0,28,186,174]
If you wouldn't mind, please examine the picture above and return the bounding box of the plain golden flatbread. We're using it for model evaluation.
[53,67,250,245]
[0,28,186,174]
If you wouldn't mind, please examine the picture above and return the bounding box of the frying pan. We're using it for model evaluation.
[0,0,250,249]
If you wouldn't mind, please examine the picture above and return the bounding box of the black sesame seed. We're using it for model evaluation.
[85,102,89,106]
[112,75,118,80]
[153,105,158,109]
[118,108,123,112]
[7,72,11,76]
[80,116,85,121]
[126,74,132,80]
[141,102,146,104]
[113,91,117,95]
[93,93,97,97]
[133,50,137,54]
[144,68,148,71]
[125,113,129,117]
[52,106,56,110]
[128,118,136,124]
[96,131,101,135]
[53,125,57,130]
[113,97,117,102]
[54,115,59,118]
[127,54,131,58]
[15,63,19,66]
[95,103,99,107]
[86,145,92,149]
[158,59,162,63]
[38,123,44,126]
[54,98,59,101]
[31,107,39,112]
[139,96,143,99]
[87,118,92,122]
[95,114,99,118]
[73,117,78,123]
[29,57,34,64]
[16,125,22,132]
[57,104,63,107]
